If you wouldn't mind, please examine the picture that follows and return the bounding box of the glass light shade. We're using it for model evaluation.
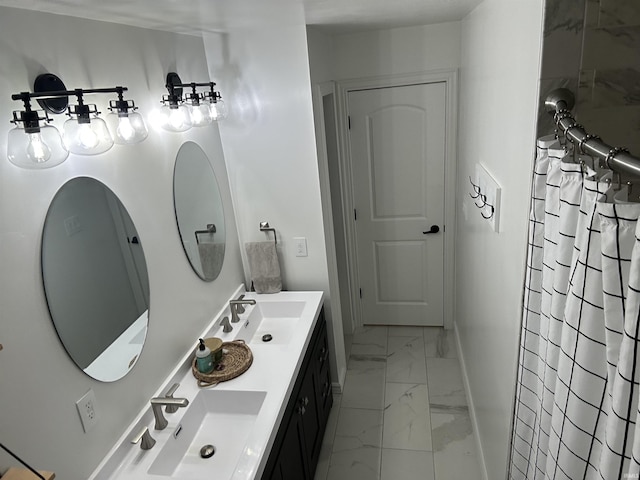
[189,103,213,127]
[210,99,228,121]
[63,116,114,155]
[106,111,148,145]
[159,104,192,132]
[7,124,69,169]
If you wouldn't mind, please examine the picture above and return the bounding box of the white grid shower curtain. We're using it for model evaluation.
[509,135,640,480]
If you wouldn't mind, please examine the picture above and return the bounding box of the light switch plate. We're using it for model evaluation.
[294,237,308,257]
[475,164,501,232]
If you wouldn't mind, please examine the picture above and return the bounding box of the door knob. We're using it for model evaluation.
[423,225,440,234]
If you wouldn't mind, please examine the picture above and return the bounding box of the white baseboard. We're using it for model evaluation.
[331,365,346,394]
[453,322,490,480]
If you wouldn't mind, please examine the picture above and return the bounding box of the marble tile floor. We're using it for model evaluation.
[314,326,483,480]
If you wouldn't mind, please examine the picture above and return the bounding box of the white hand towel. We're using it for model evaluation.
[245,241,282,293]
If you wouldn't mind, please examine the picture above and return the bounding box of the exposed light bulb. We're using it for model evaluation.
[26,132,52,163]
[211,99,228,120]
[169,108,188,130]
[63,116,113,155]
[191,107,203,125]
[116,116,135,142]
[189,104,213,127]
[78,124,99,149]
[7,124,68,169]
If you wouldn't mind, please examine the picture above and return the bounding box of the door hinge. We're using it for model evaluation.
[348,115,351,130]
[354,209,357,221]
[359,288,362,299]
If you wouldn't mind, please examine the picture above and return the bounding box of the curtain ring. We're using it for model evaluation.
[566,123,583,136]
[578,134,600,155]
[554,108,570,123]
[554,110,573,125]
[605,146,629,170]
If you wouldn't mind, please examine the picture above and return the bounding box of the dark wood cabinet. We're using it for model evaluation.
[263,309,333,480]
[270,411,306,480]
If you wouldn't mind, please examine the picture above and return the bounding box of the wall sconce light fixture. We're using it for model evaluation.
[7,73,148,169]
[159,72,226,132]
[7,95,68,169]
[203,82,228,121]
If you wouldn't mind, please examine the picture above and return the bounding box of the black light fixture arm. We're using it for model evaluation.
[174,81,213,89]
[11,86,128,103]
[165,72,221,98]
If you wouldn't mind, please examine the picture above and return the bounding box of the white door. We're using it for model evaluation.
[348,82,446,326]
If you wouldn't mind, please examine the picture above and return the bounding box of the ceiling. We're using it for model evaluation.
[0,0,483,35]
[304,0,483,33]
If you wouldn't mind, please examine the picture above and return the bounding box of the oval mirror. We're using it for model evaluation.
[41,177,150,382]
[173,142,226,281]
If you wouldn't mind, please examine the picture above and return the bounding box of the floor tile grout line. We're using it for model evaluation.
[379,326,389,477]
[423,328,438,480]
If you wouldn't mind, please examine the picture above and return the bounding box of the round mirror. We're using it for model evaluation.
[41,177,150,382]
[173,142,226,281]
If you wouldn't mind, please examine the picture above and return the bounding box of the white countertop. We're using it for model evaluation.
[90,290,324,480]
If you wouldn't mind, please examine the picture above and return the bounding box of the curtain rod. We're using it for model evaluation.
[544,88,640,178]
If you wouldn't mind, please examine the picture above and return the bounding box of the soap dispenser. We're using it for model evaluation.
[195,338,214,374]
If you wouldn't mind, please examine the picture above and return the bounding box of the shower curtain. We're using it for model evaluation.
[509,134,640,480]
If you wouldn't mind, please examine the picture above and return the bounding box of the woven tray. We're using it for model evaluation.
[191,340,253,387]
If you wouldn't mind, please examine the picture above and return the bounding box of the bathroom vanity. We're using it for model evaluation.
[89,290,331,480]
[262,302,333,480]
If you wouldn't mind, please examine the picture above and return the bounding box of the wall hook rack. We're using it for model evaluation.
[470,164,501,232]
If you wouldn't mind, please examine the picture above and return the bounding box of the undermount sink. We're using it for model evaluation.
[234,301,306,345]
[147,390,267,479]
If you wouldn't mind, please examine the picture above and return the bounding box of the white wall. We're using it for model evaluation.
[0,7,245,478]
[201,2,346,387]
[332,22,461,80]
[455,1,544,478]
[306,21,462,374]
[307,28,336,84]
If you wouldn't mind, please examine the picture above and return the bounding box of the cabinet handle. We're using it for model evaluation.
[297,405,306,416]
[319,346,327,364]
[323,381,331,399]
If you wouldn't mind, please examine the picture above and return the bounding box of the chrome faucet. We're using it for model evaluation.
[234,294,247,314]
[163,383,182,414]
[229,298,256,323]
[150,385,189,430]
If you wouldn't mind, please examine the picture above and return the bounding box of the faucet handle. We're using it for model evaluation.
[235,294,246,313]
[221,316,233,333]
[131,426,156,450]
[164,383,181,414]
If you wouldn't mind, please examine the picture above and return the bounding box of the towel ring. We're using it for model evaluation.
[259,221,277,245]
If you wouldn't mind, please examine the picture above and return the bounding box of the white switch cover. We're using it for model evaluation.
[294,237,308,257]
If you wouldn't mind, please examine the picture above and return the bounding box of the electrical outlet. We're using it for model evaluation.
[76,389,99,433]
